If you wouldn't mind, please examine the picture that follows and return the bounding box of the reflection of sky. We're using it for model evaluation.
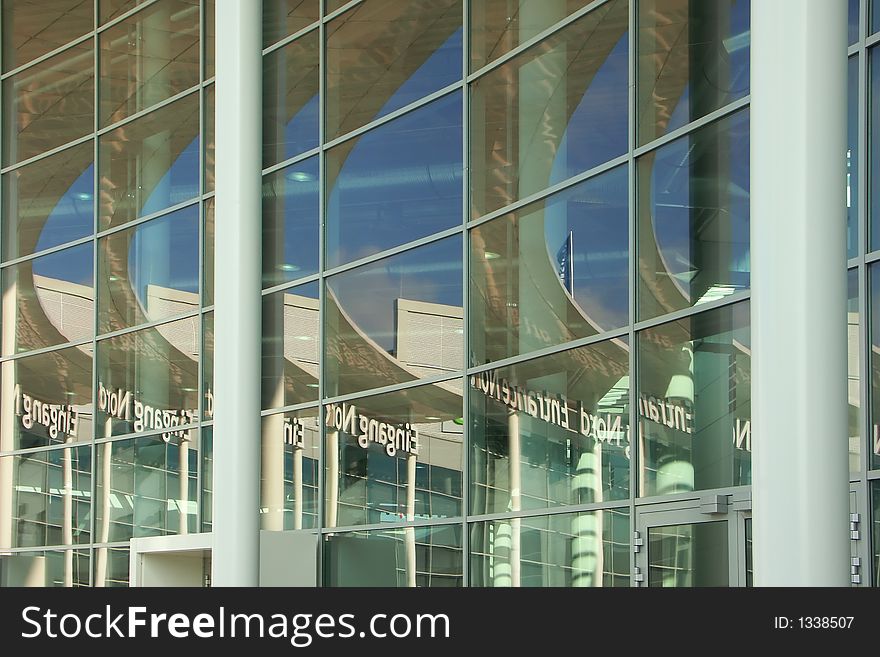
[326,91,462,267]
[268,156,320,281]
[374,28,462,120]
[282,93,319,161]
[544,165,628,330]
[664,1,750,135]
[549,32,628,186]
[33,137,200,299]
[129,203,200,303]
[329,235,462,352]
[649,109,750,293]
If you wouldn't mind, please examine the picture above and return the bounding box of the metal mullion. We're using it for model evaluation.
[0,32,95,81]
[322,81,463,150]
[262,272,321,297]
[627,0,638,587]
[262,147,321,177]
[321,371,464,407]
[262,22,321,56]
[317,4,327,587]
[467,500,630,526]
[859,1,872,497]
[96,308,202,342]
[0,440,94,459]
[94,423,202,447]
[465,0,616,83]
[868,30,880,49]
[96,197,201,238]
[461,0,470,589]
[320,516,463,536]
[867,250,880,263]
[634,484,752,508]
[0,235,96,270]
[323,0,364,22]
[632,95,751,158]
[96,0,164,33]
[322,226,464,279]
[90,0,100,586]
[467,153,629,230]
[95,84,201,136]
[0,135,94,175]
[465,327,629,378]
[632,291,751,333]
[196,0,206,534]
[0,338,94,364]
[260,402,320,417]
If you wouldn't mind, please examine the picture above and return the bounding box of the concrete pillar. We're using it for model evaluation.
[751,0,849,586]
[212,0,263,586]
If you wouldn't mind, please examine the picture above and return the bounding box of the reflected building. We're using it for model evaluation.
[0,0,873,589]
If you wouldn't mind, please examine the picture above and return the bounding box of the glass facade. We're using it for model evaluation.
[0,0,214,587]
[0,0,874,589]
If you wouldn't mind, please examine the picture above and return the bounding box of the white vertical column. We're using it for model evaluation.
[212,0,263,587]
[751,0,849,586]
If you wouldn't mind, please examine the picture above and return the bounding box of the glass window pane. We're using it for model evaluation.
[263,0,320,47]
[324,381,463,528]
[851,0,860,44]
[470,0,628,218]
[637,0,749,145]
[205,0,215,79]
[1,242,94,355]
[637,109,750,321]
[2,1,92,73]
[325,0,462,141]
[2,42,95,166]
[470,165,628,365]
[98,92,200,230]
[638,302,751,497]
[648,521,728,587]
[263,156,319,287]
[204,83,215,193]
[262,281,320,409]
[263,29,319,167]
[471,338,630,514]
[324,236,463,398]
[94,432,201,542]
[1,345,93,451]
[94,546,129,586]
[100,0,150,24]
[469,508,629,587]
[849,55,859,259]
[2,142,94,262]
[874,0,880,35]
[870,46,880,251]
[200,426,212,532]
[95,315,200,439]
[0,447,92,548]
[326,92,462,268]
[873,482,880,585]
[99,0,200,126]
[202,311,213,421]
[261,407,320,530]
[325,0,349,15]
[470,0,594,71]
[0,550,90,587]
[324,524,462,587]
[848,269,861,473]
[203,198,214,306]
[870,263,880,468]
[98,204,199,334]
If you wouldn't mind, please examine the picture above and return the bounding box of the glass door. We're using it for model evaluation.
[635,495,751,587]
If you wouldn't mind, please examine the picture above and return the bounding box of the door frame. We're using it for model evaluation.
[634,491,752,587]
